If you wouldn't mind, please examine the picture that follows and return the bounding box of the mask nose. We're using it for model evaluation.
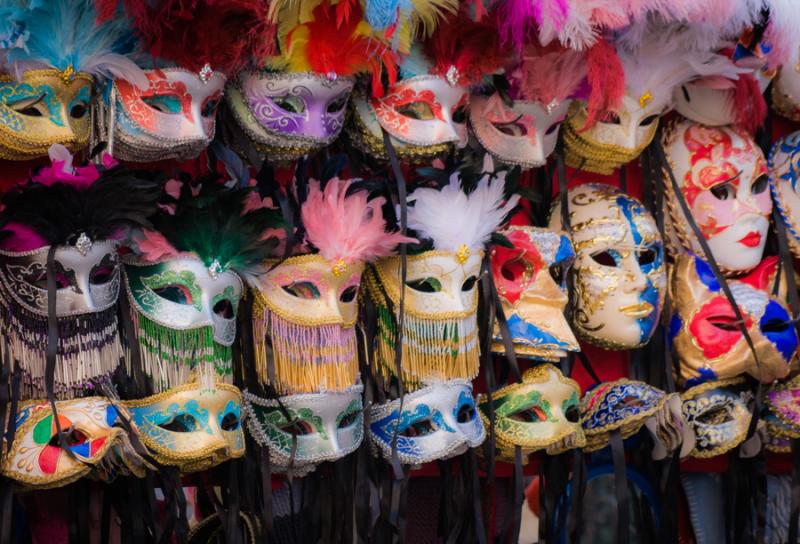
[623,262,648,294]
[77,273,97,311]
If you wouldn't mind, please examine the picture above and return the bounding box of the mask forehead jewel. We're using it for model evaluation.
[446,65,459,87]
[208,259,223,279]
[456,244,471,264]
[639,91,653,109]
[61,64,76,85]
[74,232,93,256]
[199,63,213,84]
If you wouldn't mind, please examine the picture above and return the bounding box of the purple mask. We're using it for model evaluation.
[240,71,354,144]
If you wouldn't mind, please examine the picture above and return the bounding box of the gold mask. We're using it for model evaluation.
[0,69,93,160]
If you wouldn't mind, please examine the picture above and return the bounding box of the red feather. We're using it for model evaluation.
[732,73,767,134]
[583,40,624,130]
[121,0,276,74]
[94,0,119,23]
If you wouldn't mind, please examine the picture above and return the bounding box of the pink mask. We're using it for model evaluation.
[663,120,771,273]
[103,68,226,162]
[469,93,569,168]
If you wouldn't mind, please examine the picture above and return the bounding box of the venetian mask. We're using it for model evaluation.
[242,385,364,474]
[0,240,123,398]
[681,378,754,458]
[490,226,578,361]
[350,75,468,162]
[368,380,485,466]
[477,364,583,460]
[99,67,226,162]
[124,256,243,390]
[253,255,363,395]
[469,93,570,169]
[662,120,770,273]
[226,71,354,161]
[548,183,666,349]
[0,70,92,160]
[772,45,800,122]
[768,130,800,257]
[125,381,245,473]
[764,375,800,445]
[668,253,797,387]
[562,95,662,175]
[367,249,482,389]
[580,379,671,452]
[2,397,150,488]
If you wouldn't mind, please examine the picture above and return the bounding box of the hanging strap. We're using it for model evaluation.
[610,430,630,544]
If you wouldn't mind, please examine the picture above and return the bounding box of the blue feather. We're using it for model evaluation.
[399,44,432,79]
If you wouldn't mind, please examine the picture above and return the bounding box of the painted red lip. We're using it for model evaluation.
[738,231,762,248]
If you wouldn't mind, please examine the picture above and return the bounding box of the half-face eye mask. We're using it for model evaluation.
[125,257,243,388]
[0,70,93,160]
[669,253,797,387]
[367,170,517,389]
[469,93,569,169]
[368,380,485,466]
[491,226,578,361]
[226,72,354,162]
[768,130,800,257]
[98,68,226,162]
[2,397,151,488]
[548,183,666,349]
[126,381,245,473]
[350,76,468,162]
[580,379,675,453]
[681,378,755,458]
[662,120,771,273]
[764,375,800,448]
[563,95,663,175]
[478,364,583,461]
[243,385,364,474]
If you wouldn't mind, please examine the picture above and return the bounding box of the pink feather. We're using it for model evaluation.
[301,178,415,265]
[583,39,624,130]
[0,223,48,252]
[136,230,181,262]
[511,45,585,104]
[732,73,767,134]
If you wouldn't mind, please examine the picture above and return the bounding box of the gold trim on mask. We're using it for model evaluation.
[0,70,93,160]
[680,377,751,459]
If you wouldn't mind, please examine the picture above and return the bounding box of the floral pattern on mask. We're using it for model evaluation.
[769,130,800,258]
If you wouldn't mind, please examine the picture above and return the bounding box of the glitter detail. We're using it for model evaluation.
[639,91,653,109]
[74,233,92,256]
[208,259,222,279]
[199,63,213,84]
[455,244,471,265]
[331,259,347,277]
[446,66,459,87]
[60,65,75,86]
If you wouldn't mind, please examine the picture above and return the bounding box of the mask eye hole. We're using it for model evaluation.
[90,265,115,285]
[492,121,527,136]
[279,419,315,436]
[621,395,645,408]
[396,102,435,120]
[751,175,768,195]
[638,247,657,266]
[48,426,87,448]
[457,403,476,423]
[601,111,621,124]
[70,102,88,119]
[590,251,617,268]
[762,318,789,333]
[639,114,659,126]
[9,95,47,117]
[502,258,528,281]
[30,270,72,290]
[697,404,733,425]
[461,275,478,292]
[154,284,194,306]
[282,281,321,299]
[340,285,358,303]
[220,412,240,431]
[406,278,442,293]
[327,95,348,113]
[338,410,360,429]
[681,85,691,103]
[710,182,736,201]
[451,105,467,124]
[213,298,234,319]
[545,122,560,135]
[158,413,198,433]
[708,316,740,332]
[143,94,182,114]
[508,406,549,423]
[565,405,580,423]
[400,418,435,438]
[274,95,306,114]
[202,99,219,117]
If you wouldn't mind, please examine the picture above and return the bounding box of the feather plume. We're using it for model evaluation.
[422,10,509,86]
[408,0,459,38]
[1,0,146,87]
[497,0,569,52]
[732,72,767,133]
[121,0,276,74]
[282,1,399,88]
[582,39,624,129]
[407,172,519,252]
[139,181,285,283]
[302,178,414,265]
[0,148,163,252]
[510,44,585,105]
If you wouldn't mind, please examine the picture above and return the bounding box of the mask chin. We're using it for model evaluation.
[367,380,485,466]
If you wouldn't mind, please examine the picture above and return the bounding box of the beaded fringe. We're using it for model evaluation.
[253,307,359,395]
[128,308,231,393]
[0,291,121,400]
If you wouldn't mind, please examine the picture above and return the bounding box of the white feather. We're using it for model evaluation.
[406,172,520,253]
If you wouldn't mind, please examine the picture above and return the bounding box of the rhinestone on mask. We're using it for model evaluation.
[199,63,214,84]
[208,259,223,279]
[74,232,92,256]
[446,66,460,87]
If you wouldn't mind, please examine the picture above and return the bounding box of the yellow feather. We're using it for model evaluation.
[410,0,458,38]
[285,26,312,72]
